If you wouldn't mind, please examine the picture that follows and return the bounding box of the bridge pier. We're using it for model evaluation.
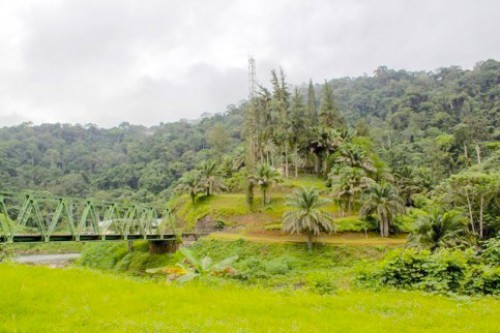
[149,240,178,254]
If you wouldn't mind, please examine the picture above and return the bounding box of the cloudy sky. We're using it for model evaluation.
[0,0,498,127]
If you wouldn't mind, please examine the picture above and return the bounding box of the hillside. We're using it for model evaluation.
[171,174,407,246]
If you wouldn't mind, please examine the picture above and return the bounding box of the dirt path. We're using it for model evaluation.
[208,232,407,246]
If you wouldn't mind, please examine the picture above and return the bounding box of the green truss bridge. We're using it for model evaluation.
[0,192,194,244]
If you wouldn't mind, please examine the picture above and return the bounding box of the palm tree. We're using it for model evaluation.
[308,126,341,175]
[409,210,468,251]
[283,187,335,251]
[394,166,427,207]
[199,160,226,196]
[360,183,405,237]
[248,163,282,206]
[335,143,375,173]
[330,166,373,214]
[176,173,199,204]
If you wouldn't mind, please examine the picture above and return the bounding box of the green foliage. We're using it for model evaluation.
[304,270,337,295]
[335,216,375,232]
[481,234,500,265]
[361,247,500,295]
[360,182,405,237]
[409,210,469,251]
[248,162,282,206]
[282,187,334,251]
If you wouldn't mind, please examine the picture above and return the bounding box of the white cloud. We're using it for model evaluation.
[0,0,498,127]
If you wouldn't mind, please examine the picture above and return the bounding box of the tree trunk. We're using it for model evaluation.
[476,143,481,164]
[284,145,289,178]
[479,194,484,238]
[378,211,384,237]
[294,144,299,178]
[465,190,475,233]
[262,189,267,206]
[307,233,313,252]
[314,155,320,175]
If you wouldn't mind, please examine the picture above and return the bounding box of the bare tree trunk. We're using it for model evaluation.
[294,145,299,178]
[465,190,475,233]
[479,194,484,238]
[314,155,320,175]
[284,144,289,178]
[476,143,481,164]
[378,211,384,237]
[307,233,313,252]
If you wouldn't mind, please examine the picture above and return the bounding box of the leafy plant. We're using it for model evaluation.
[146,247,238,283]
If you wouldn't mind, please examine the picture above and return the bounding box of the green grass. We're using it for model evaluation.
[172,174,377,235]
[78,239,401,292]
[2,242,85,255]
[0,263,498,332]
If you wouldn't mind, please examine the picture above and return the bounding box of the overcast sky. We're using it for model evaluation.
[0,0,498,127]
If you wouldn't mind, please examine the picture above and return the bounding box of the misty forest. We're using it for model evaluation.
[1,59,499,332]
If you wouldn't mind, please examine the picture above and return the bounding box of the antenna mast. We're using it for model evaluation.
[248,56,256,99]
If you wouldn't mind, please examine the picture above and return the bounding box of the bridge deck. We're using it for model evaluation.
[0,234,197,243]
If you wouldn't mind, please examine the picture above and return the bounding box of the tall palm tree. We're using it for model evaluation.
[248,163,282,205]
[176,173,199,204]
[199,160,226,196]
[330,166,373,214]
[283,187,335,251]
[360,183,405,237]
[409,210,468,251]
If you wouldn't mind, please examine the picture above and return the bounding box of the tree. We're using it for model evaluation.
[306,79,318,127]
[394,166,426,207]
[409,210,468,251]
[319,81,344,129]
[289,88,307,178]
[198,160,226,196]
[176,173,199,204]
[283,187,335,251]
[248,163,282,206]
[308,126,341,175]
[360,183,405,237]
[330,166,373,214]
[447,171,499,238]
[206,123,230,154]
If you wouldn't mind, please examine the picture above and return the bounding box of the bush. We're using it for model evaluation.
[361,248,498,295]
[463,265,500,295]
[481,235,500,265]
[305,271,337,295]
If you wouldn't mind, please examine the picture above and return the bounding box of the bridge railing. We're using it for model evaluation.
[0,192,173,243]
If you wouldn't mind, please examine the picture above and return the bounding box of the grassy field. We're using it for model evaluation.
[0,263,498,332]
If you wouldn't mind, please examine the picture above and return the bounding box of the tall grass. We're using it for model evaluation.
[0,263,498,332]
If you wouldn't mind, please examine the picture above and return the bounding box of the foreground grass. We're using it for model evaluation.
[1,264,498,332]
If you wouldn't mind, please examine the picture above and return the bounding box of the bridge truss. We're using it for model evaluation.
[0,192,181,243]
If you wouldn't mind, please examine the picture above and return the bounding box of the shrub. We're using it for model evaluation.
[361,248,497,295]
[305,271,337,295]
[463,265,500,295]
[481,235,500,265]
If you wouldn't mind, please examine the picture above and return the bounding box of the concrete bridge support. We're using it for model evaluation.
[148,239,179,254]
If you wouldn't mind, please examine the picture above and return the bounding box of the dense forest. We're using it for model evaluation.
[0,59,498,238]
